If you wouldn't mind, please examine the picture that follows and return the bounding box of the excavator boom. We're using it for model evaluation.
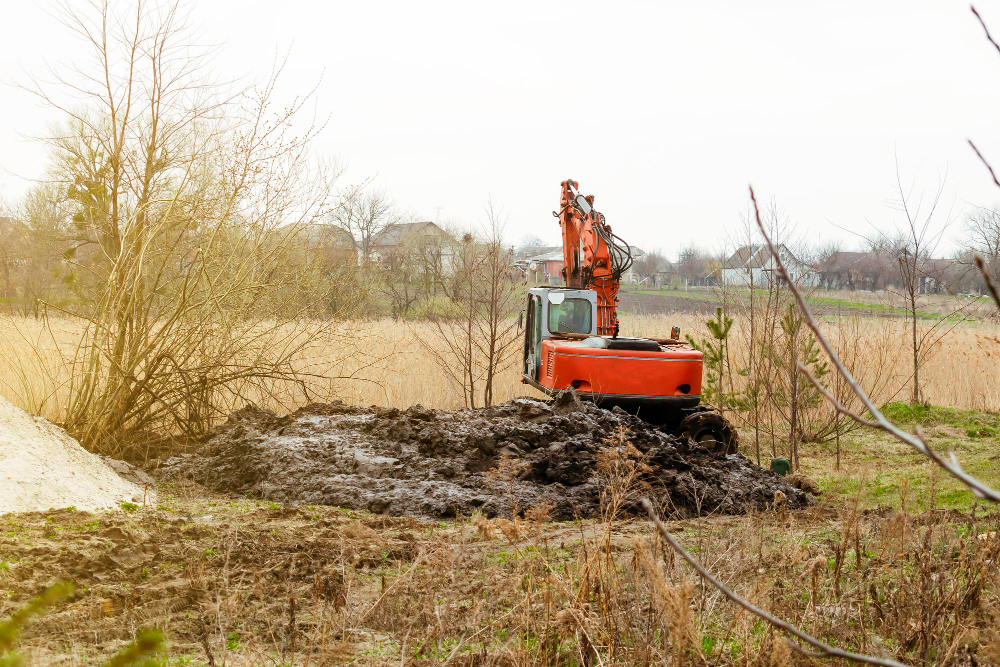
[557,180,632,336]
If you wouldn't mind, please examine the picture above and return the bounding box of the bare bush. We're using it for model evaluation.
[10,0,363,453]
[417,201,523,408]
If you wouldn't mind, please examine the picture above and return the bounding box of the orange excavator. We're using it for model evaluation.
[520,179,737,453]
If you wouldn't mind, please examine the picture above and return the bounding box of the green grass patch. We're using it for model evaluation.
[880,402,1000,434]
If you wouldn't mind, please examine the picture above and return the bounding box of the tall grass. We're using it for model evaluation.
[2,313,999,427]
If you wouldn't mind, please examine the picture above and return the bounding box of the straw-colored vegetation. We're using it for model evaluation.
[4,312,999,424]
[1,420,997,665]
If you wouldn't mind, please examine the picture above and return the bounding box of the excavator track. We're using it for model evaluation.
[541,391,739,456]
[676,408,739,455]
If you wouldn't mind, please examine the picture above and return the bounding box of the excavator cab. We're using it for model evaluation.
[522,288,596,382]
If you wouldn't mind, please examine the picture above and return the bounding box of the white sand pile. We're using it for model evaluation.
[0,397,151,514]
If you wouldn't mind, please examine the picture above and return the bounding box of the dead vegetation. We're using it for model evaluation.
[1,427,998,665]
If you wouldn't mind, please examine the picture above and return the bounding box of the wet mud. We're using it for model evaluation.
[160,392,810,520]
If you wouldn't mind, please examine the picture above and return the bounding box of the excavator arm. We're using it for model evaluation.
[556,179,633,336]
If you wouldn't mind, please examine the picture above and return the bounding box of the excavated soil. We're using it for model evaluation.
[160,392,808,520]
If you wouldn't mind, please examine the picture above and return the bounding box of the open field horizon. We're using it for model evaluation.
[3,311,1000,426]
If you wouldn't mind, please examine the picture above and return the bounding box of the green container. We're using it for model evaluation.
[770,457,791,476]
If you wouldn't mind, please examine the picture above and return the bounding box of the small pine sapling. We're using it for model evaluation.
[686,307,736,408]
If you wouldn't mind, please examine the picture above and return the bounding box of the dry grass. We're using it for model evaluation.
[3,313,1000,664]
[3,313,1000,427]
[3,427,998,665]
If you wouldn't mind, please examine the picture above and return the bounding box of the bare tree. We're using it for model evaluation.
[882,169,971,404]
[676,244,708,288]
[517,233,546,248]
[963,204,1000,281]
[474,201,524,407]
[331,184,398,270]
[418,202,523,408]
[631,250,667,287]
[11,0,359,452]
[0,210,18,309]
[813,240,842,289]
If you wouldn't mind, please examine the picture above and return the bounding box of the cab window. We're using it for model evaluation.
[548,298,592,334]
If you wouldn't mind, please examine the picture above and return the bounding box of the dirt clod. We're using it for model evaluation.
[160,394,809,519]
[787,473,823,496]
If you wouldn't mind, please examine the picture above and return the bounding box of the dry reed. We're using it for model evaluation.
[2,312,999,426]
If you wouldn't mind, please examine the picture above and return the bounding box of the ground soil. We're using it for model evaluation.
[159,392,808,521]
[0,497,435,663]
[0,489,839,665]
[1,418,997,664]
[618,290,718,315]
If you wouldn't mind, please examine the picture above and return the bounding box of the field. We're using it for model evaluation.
[4,312,1000,421]
[621,286,993,319]
[1,311,1000,665]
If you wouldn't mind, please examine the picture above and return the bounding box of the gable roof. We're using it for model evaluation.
[526,249,564,263]
[288,222,356,247]
[722,244,809,271]
[821,250,868,271]
[513,245,561,260]
[374,221,453,247]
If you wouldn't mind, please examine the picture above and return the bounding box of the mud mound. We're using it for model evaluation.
[160,394,808,520]
[0,397,150,514]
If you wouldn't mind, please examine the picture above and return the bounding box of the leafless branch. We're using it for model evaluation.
[971,5,1000,58]
[974,254,1000,309]
[968,140,1000,189]
[750,185,1000,502]
[642,499,907,666]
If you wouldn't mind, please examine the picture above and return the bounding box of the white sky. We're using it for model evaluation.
[2,1,1000,259]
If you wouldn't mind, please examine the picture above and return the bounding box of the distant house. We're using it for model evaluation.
[621,246,646,285]
[512,245,561,263]
[922,257,963,294]
[372,221,456,274]
[513,244,652,286]
[522,249,565,284]
[291,223,358,262]
[720,244,818,287]
[817,251,869,290]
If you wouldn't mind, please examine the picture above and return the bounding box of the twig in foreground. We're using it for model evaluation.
[749,185,1000,503]
[969,140,1000,190]
[974,254,1000,310]
[971,5,1000,59]
[641,499,907,666]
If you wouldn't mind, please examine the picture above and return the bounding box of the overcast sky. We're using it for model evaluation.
[2,1,999,259]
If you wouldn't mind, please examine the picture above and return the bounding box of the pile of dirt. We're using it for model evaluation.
[0,397,151,514]
[160,392,809,520]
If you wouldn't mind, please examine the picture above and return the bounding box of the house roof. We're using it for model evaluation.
[722,244,809,271]
[291,223,356,246]
[374,221,452,247]
[526,250,564,263]
[513,245,561,260]
[822,251,868,271]
[722,245,761,269]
